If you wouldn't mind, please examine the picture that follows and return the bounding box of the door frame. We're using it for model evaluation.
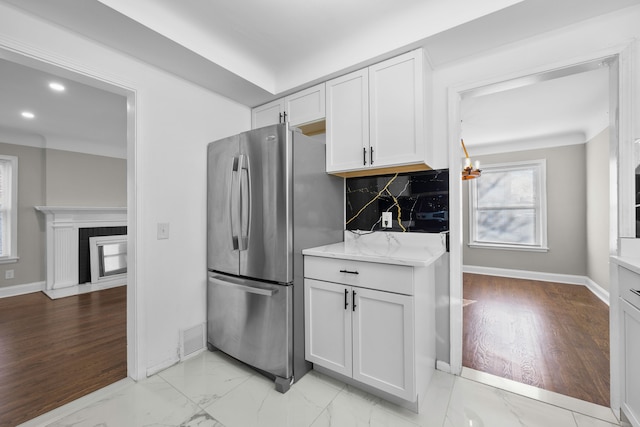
[447,41,636,416]
[0,45,142,380]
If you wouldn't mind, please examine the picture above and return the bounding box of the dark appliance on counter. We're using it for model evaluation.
[206,123,343,392]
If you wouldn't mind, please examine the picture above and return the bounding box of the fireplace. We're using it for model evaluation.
[35,206,127,299]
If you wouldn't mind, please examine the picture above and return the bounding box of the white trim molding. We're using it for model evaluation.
[463,264,610,305]
[34,206,127,292]
[0,281,45,298]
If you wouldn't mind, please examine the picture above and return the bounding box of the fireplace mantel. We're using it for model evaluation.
[35,206,127,293]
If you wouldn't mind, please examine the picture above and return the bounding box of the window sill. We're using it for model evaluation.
[468,243,549,253]
[0,256,19,265]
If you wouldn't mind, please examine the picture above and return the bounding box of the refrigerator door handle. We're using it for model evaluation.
[208,273,278,297]
[239,154,251,251]
[230,156,240,250]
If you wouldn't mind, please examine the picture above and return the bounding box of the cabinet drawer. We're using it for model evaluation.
[304,256,413,295]
[620,266,640,309]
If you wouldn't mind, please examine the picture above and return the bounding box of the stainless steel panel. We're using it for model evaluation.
[207,135,240,275]
[207,272,292,379]
[239,124,292,283]
[291,129,345,380]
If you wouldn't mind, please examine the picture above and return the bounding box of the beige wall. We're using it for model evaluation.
[586,128,610,290]
[0,142,45,288]
[0,141,127,289]
[45,149,126,207]
[463,143,588,276]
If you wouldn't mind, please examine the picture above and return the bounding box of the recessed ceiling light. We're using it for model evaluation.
[49,82,65,92]
[21,111,35,119]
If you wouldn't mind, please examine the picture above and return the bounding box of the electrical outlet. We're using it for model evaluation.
[5,269,14,279]
[157,222,170,240]
[382,212,392,228]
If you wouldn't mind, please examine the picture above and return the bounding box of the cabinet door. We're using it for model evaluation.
[326,69,369,173]
[252,98,285,129]
[369,49,424,168]
[286,83,325,127]
[621,298,640,427]
[352,287,415,401]
[304,279,352,377]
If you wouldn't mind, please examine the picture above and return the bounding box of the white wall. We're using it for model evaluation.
[430,5,640,170]
[0,3,251,376]
[587,128,611,291]
[430,6,640,383]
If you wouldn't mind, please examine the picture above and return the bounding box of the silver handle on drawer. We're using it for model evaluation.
[631,289,640,298]
[208,274,277,296]
[339,269,359,275]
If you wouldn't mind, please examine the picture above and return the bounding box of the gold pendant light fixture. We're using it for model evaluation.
[461,138,481,180]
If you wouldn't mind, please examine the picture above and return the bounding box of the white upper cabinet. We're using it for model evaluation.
[369,50,424,168]
[325,69,369,172]
[326,49,428,176]
[252,98,284,129]
[251,83,326,129]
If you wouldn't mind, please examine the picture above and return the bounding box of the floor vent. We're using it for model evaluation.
[180,323,205,360]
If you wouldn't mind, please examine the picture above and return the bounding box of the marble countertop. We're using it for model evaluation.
[302,230,446,267]
[611,255,640,275]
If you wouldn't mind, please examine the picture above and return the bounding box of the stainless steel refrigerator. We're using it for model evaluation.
[206,123,343,392]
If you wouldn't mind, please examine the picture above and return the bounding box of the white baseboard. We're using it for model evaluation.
[43,281,126,300]
[463,265,610,305]
[0,281,45,298]
[146,356,179,377]
[436,360,452,374]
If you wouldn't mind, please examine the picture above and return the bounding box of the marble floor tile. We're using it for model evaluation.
[377,370,456,427]
[203,369,342,427]
[158,350,254,408]
[23,351,622,427]
[310,385,421,427]
[573,412,620,427]
[46,376,203,427]
[444,376,580,427]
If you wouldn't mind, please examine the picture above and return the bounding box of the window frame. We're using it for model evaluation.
[0,155,18,264]
[468,159,548,252]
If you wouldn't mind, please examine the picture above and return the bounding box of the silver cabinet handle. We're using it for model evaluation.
[339,269,359,275]
[209,274,277,296]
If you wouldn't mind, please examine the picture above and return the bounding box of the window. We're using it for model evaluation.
[0,155,18,262]
[469,160,547,252]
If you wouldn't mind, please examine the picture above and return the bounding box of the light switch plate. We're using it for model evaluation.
[382,212,392,228]
[157,222,170,240]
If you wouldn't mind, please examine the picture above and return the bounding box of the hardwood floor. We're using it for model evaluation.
[0,287,127,427]
[463,273,610,407]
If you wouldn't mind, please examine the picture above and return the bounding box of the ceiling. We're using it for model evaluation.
[0,0,635,155]
[461,65,610,152]
[0,58,127,158]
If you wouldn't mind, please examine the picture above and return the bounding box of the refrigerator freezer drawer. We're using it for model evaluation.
[207,272,292,380]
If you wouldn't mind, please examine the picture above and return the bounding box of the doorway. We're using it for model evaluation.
[449,55,620,411]
[0,48,137,422]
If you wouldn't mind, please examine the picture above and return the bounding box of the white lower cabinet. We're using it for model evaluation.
[621,298,640,427]
[304,255,432,406]
[305,278,352,377]
[352,287,414,400]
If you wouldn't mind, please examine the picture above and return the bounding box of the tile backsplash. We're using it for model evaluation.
[346,169,449,233]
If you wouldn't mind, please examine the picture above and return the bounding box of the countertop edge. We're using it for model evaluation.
[302,246,446,267]
[611,255,640,275]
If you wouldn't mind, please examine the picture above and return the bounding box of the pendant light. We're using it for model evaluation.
[461,138,481,180]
